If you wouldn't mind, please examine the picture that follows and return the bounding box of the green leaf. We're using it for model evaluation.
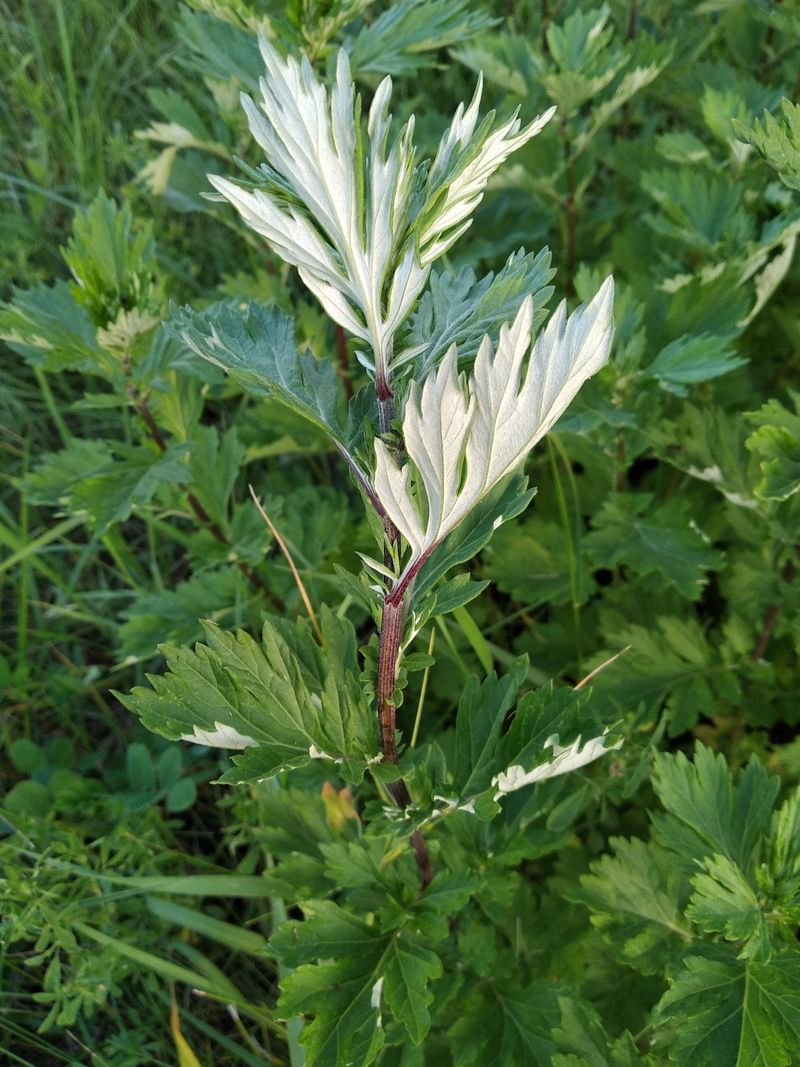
[273,901,442,1061]
[552,996,648,1066]
[734,98,800,191]
[687,854,770,959]
[576,59,669,156]
[382,939,443,1043]
[452,659,529,796]
[320,839,407,908]
[27,435,182,542]
[166,777,198,813]
[118,613,377,785]
[401,248,554,377]
[62,869,278,897]
[278,953,385,1067]
[0,281,102,371]
[648,403,759,511]
[9,738,47,774]
[187,425,245,528]
[452,32,532,96]
[449,979,561,1066]
[24,438,116,509]
[271,901,383,967]
[651,746,779,869]
[429,574,490,617]
[72,921,250,1004]
[483,515,597,609]
[766,787,800,912]
[126,742,156,793]
[146,87,216,144]
[4,780,51,817]
[71,443,189,534]
[146,896,268,956]
[569,837,692,975]
[654,949,800,1067]
[413,476,536,604]
[645,334,746,395]
[118,569,243,658]
[177,9,261,91]
[346,0,496,78]
[448,677,616,819]
[641,169,745,250]
[411,872,482,940]
[156,745,183,790]
[585,614,731,734]
[63,191,162,325]
[169,300,349,445]
[585,493,723,600]
[546,6,613,74]
[746,394,800,501]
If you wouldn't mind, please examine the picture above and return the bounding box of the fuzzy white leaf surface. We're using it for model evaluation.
[180,722,258,750]
[374,276,615,576]
[492,730,622,798]
[209,38,554,381]
[418,76,556,265]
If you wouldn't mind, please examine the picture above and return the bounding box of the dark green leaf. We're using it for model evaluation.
[346,0,496,78]
[746,395,800,501]
[654,950,800,1067]
[651,746,779,869]
[402,248,553,377]
[168,300,349,445]
[71,443,189,534]
[552,996,649,1066]
[645,334,746,395]
[570,837,692,975]
[0,281,102,371]
[585,493,723,600]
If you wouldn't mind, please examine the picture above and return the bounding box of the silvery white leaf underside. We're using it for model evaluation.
[374,276,615,582]
[209,37,554,382]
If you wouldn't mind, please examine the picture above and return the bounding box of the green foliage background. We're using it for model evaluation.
[1,1,800,1064]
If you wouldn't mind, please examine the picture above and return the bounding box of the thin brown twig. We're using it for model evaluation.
[249,484,324,644]
[562,119,577,297]
[574,645,631,690]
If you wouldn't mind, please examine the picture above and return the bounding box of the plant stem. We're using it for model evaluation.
[334,443,398,544]
[374,546,434,884]
[562,119,577,297]
[751,550,798,661]
[370,343,432,883]
[548,436,582,674]
[541,0,549,53]
[375,369,396,435]
[335,324,353,400]
[615,429,627,492]
[376,596,405,769]
[34,367,71,446]
[626,0,638,42]
[410,629,436,748]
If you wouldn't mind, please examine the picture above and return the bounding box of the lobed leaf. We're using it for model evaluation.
[117,611,378,785]
[375,279,614,580]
